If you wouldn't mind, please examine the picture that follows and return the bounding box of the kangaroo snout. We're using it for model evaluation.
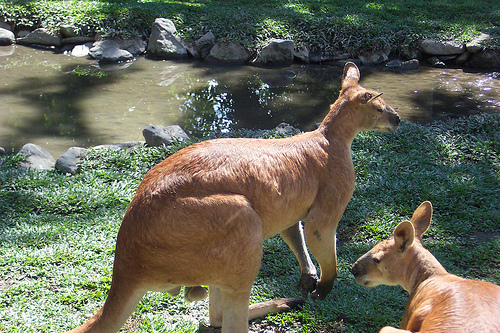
[381,105,401,132]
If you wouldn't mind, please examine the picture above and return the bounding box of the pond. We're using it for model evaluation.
[1,45,499,158]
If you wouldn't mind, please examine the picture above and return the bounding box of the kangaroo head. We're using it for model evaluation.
[340,62,400,133]
[350,201,433,288]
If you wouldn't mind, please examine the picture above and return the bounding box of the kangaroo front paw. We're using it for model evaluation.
[296,272,319,299]
[310,280,333,300]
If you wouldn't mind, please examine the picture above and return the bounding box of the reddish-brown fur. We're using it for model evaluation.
[351,201,500,333]
[67,63,400,333]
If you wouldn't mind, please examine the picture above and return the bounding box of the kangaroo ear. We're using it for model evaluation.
[410,201,433,239]
[342,62,360,89]
[393,221,415,253]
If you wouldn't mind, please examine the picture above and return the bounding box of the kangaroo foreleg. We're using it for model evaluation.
[281,222,318,298]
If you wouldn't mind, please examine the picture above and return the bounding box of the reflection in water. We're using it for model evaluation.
[179,79,235,137]
[0,45,499,157]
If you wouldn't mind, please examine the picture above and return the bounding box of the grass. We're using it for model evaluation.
[0,113,499,332]
[0,0,499,55]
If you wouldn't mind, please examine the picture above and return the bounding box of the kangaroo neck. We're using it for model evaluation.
[403,243,448,294]
[318,99,361,145]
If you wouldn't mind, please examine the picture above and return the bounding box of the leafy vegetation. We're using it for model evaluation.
[0,0,499,54]
[1,113,499,332]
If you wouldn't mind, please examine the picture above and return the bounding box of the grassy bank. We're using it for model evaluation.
[1,0,499,55]
[1,113,499,332]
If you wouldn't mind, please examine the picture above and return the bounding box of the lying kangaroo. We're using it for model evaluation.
[67,62,400,333]
[351,201,500,333]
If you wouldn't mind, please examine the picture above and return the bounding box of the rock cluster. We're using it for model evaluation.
[0,18,498,69]
[3,123,298,173]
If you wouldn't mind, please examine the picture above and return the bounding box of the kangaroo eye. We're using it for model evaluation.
[376,108,384,113]
[373,257,381,264]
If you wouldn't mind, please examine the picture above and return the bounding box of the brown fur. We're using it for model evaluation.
[66,62,400,333]
[351,201,500,333]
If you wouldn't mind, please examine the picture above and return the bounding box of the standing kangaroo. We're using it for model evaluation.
[67,62,400,333]
[351,201,500,333]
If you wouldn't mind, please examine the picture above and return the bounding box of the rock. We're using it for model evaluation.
[470,49,500,69]
[455,51,470,65]
[18,143,55,171]
[195,31,216,59]
[401,59,419,70]
[90,38,146,61]
[93,141,144,151]
[71,43,92,57]
[60,25,78,38]
[184,41,200,59]
[294,45,310,63]
[398,44,421,60]
[143,125,190,147]
[385,60,402,68]
[466,33,491,53]
[275,123,300,136]
[205,41,251,65]
[253,39,294,66]
[147,18,188,59]
[429,56,446,68]
[0,146,5,155]
[99,47,134,64]
[385,59,419,70]
[419,39,465,55]
[0,27,15,46]
[16,29,31,39]
[17,28,62,47]
[358,48,390,65]
[55,147,88,174]
[61,36,95,45]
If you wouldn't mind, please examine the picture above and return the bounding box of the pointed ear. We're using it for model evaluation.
[393,221,415,253]
[342,62,360,89]
[410,201,433,239]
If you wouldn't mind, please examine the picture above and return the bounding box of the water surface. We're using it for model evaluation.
[1,45,498,157]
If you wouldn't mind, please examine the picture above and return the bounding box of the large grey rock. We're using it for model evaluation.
[147,18,188,59]
[90,38,146,61]
[253,39,294,66]
[143,125,190,147]
[466,33,491,53]
[0,27,15,46]
[55,147,88,174]
[419,39,465,55]
[205,41,251,65]
[18,143,55,171]
[195,31,216,59]
[17,28,62,47]
[99,47,134,63]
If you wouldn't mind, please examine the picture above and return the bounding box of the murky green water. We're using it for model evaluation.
[1,45,499,158]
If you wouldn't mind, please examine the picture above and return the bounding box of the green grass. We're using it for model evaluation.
[1,0,499,54]
[1,113,499,332]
